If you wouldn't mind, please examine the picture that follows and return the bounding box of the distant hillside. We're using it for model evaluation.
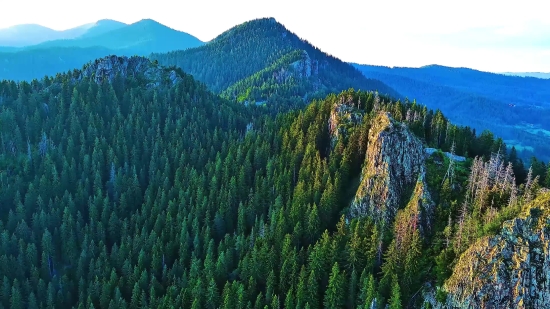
[353,63,550,161]
[502,72,550,79]
[0,20,127,47]
[74,19,127,39]
[0,19,204,81]
[0,46,17,52]
[26,19,204,54]
[0,47,115,81]
[0,24,60,46]
[151,17,398,111]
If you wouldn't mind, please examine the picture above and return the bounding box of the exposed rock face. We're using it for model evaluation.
[290,50,318,79]
[442,193,550,309]
[350,112,425,226]
[328,95,364,148]
[401,167,435,235]
[79,55,182,87]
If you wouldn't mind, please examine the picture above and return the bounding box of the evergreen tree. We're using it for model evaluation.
[323,262,345,309]
[389,275,402,309]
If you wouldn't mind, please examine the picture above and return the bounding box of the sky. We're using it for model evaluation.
[0,0,548,72]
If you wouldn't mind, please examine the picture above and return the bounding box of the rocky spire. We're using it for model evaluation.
[350,112,428,227]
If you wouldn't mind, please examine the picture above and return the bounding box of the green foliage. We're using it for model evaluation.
[0,51,545,309]
[389,275,402,309]
[151,18,399,115]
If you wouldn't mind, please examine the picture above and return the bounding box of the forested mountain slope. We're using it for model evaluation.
[1,55,549,309]
[353,64,550,162]
[0,17,394,108]
[151,18,399,109]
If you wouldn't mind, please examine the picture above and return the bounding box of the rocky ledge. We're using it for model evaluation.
[77,55,182,87]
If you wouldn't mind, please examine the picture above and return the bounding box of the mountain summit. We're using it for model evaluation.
[152,17,398,109]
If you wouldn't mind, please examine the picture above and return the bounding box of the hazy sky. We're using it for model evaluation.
[1,0,548,72]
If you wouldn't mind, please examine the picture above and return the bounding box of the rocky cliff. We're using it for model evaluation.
[77,55,182,87]
[350,112,427,226]
[440,192,550,309]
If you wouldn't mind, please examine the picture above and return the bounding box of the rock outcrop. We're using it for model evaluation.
[350,112,426,226]
[79,55,182,87]
[328,95,364,148]
[290,50,318,79]
[400,167,435,235]
[441,193,550,309]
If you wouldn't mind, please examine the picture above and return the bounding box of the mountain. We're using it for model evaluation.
[0,24,60,46]
[0,19,203,82]
[26,19,204,54]
[151,17,399,110]
[0,46,18,52]
[71,19,127,39]
[0,47,116,81]
[1,17,392,108]
[0,54,548,309]
[502,72,550,79]
[353,63,550,161]
[0,20,127,47]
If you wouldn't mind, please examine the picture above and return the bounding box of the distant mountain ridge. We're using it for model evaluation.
[25,19,203,54]
[352,63,550,161]
[0,18,205,82]
[501,72,550,79]
[0,24,61,46]
[0,19,127,47]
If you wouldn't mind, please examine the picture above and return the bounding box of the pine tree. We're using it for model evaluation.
[9,279,23,309]
[206,278,219,309]
[388,275,402,309]
[323,262,345,309]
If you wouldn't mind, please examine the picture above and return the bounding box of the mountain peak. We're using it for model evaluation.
[134,19,162,26]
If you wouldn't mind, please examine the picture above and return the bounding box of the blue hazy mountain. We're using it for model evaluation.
[502,72,550,79]
[0,24,61,47]
[24,19,204,54]
[0,19,204,82]
[0,19,127,47]
[353,63,550,161]
[0,46,118,80]
[68,19,128,39]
